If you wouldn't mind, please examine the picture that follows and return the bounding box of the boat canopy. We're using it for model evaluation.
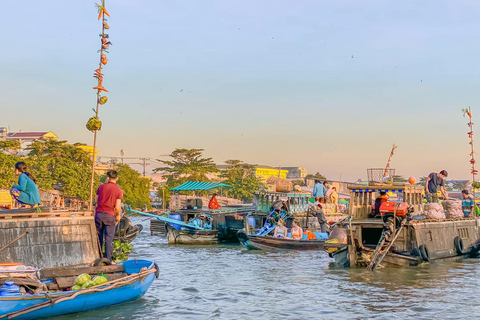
[170,181,233,192]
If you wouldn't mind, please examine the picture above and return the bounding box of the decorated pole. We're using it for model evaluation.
[87,0,111,210]
[383,144,397,178]
[463,107,477,200]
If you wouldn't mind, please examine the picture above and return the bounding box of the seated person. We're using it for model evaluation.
[10,162,41,208]
[208,193,221,209]
[371,191,389,218]
[273,219,289,239]
[290,219,303,240]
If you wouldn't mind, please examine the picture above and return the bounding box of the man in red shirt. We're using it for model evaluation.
[95,170,123,261]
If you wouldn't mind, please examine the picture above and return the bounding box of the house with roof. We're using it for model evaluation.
[4,130,58,152]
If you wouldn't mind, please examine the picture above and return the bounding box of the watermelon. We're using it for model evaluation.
[92,275,108,286]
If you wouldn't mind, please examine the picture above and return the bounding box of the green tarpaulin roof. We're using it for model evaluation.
[170,181,233,191]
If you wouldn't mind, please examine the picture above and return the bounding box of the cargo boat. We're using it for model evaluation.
[326,184,480,269]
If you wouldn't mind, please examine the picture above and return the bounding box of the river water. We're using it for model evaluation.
[53,217,480,320]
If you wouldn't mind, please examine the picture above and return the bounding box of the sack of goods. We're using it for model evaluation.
[442,200,463,218]
[423,203,446,220]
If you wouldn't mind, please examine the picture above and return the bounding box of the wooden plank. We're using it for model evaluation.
[41,265,124,278]
[47,282,60,290]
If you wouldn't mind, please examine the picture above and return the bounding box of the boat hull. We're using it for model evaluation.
[166,224,218,245]
[237,230,326,251]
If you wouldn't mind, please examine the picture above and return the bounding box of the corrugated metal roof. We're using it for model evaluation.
[170,181,233,191]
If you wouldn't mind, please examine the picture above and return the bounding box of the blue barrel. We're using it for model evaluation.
[169,214,182,230]
[247,217,256,228]
[0,281,20,296]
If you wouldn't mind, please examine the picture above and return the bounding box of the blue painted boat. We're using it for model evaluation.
[0,259,158,320]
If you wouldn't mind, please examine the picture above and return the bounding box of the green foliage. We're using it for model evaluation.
[393,175,408,183]
[0,140,20,151]
[112,240,133,263]
[155,148,218,182]
[306,172,327,180]
[451,180,469,191]
[221,160,262,202]
[418,176,428,184]
[115,164,151,209]
[0,152,21,189]
[27,139,98,200]
[291,179,305,186]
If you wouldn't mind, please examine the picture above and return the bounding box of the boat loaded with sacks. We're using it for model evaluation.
[325,183,480,269]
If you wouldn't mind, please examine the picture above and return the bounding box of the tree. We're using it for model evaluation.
[26,139,98,200]
[451,180,469,191]
[221,160,262,202]
[0,149,21,189]
[306,172,327,180]
[155,148,218,183]
[115,164,151,209]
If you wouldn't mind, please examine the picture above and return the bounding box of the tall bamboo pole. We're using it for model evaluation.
[89,0,110,211]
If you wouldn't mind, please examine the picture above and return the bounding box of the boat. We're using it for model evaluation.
[114,216,143,243]
[166,223,219,245]
[0,259,159,320]
[325,180,480,269]
[237,230,328,251]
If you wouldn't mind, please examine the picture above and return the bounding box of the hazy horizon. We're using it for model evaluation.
[1,1,479,181]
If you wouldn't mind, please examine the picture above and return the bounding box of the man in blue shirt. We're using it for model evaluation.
[313,180,326,203]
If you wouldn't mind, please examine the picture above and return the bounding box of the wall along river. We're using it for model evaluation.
[49,216,480,320]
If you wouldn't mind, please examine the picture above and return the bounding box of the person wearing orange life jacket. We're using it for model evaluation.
[208,193,221,209]
[371,191,389,218]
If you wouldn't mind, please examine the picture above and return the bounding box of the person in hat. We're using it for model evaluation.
[425,170,448,203]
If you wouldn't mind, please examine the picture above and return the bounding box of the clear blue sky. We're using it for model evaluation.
[1,1,479,181]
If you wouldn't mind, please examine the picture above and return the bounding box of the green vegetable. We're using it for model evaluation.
[71,285,82,291]
[75,273,91,286]
[81,280,94,289]
[92,275,108,285]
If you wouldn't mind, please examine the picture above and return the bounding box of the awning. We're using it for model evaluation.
[170,181,233,192]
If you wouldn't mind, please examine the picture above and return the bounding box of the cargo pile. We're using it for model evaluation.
[423,203,445,220]
[442,200,464,218]
[71,273,107,291]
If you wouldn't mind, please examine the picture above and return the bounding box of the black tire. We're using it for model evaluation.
[419,244,430,262]
[237,230,249,243]
[454,236,464,255]
[93,258,112,266]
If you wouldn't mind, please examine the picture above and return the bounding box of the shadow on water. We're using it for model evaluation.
[47,216,480,320]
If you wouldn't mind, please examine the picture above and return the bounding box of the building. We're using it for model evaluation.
[3,129,59,153]
[284,167,307,180]
[255,165,289,182]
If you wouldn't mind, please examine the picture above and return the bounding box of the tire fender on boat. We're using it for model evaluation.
[93,258,112,266]
[454,236,464,255]
[237,230,248,243]
[419,244,430,262]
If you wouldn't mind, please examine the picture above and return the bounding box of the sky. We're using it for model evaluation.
[1,0,479,181]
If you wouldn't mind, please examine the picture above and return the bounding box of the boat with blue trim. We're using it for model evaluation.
[0,259,158,320]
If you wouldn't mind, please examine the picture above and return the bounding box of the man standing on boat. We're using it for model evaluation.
[95,170,123,262]
[425,170,449,203]
[313,180,326,203]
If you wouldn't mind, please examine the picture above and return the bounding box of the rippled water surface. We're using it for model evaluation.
[53,217,480,319]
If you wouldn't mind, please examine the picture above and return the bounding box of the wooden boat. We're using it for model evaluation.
[166,223,218,245]
[237,230,326,251]
[325,184,480,269]
[0,259,158,320]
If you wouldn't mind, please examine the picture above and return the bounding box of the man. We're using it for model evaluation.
[324,181,333,203]
[95,170,123,261]
[313,180,326,203]
[425,170,448,203]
